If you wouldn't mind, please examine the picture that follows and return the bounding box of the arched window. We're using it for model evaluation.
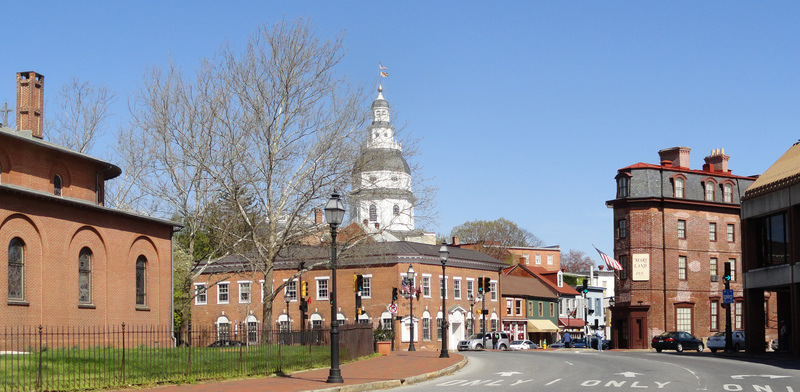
[54,175,62,196]
[674,177,685,198]
[723,183,733,203]
[369,204,377,221]
[245,315,259,345]
[78,247,92,304]
[216,315,231,340]
[8,237,25,300]
[422,311,431,341]
[393,204,400,216]
[136,255,147,306]
[704,181,715,201]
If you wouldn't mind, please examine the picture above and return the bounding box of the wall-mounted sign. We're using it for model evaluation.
[632,253,650,281]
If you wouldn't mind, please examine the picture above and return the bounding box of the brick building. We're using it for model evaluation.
[500,264,563,346]
[741,142,800,355]
[1,72,176,330]
[606,146,760,349]
[191,241,505,351]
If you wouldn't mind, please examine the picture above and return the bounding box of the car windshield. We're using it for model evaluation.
[467,334,485,340]
[511,340,524,344]
[713,332,726,337]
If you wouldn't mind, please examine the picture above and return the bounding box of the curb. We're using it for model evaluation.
[306,356,469,392]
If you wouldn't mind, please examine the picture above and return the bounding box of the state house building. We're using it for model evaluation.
[1,72,176,330]
[606,147,764,349]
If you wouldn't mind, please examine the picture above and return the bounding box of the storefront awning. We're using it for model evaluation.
[527,319,559,333]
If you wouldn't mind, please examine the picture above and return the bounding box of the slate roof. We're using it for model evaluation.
[194,241,507,275]
[500,274,558,299]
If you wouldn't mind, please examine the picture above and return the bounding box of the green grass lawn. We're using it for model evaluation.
[1,344,343,391]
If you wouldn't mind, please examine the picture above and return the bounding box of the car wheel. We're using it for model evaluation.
[697,343,704,352]
[476,344,483,350]
[655,348,662,352]
[499,344,507,350]
[710,348,717,353]
[733,344,740,352]
[676,343,683,353]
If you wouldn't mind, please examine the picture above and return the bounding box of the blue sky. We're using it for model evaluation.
[2,2,799,263]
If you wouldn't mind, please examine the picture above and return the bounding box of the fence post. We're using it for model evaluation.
[186,322,192,377]
[121,323,126,385]
[37,325,42,391]
[277,328,282,373]
[238,322,244,375]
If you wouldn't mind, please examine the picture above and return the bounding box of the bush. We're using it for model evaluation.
[373,326,394,342]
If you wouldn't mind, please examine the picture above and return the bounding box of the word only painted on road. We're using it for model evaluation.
[580,380,672,389]
[437,379,534,387]
[723,385,795,392]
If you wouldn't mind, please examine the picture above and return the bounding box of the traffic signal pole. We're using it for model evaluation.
[724,262,733,352]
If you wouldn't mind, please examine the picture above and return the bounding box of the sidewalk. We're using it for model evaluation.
[124,350,466,392]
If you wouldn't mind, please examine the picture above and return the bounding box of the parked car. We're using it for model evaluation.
[707,331,745,352]
[457,332,511,351]
[509,340,538,350]
[572,338,588,348]
[549,339,566,348]
[651,331,704,353]
[590,337,611,350]
[208,339,246,347]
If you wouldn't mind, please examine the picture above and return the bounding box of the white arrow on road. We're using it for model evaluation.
[731,375,791,380]
[615,372,643,378]
[495,371,522,377]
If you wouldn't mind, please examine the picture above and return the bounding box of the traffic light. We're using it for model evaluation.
[477,277,485,293]
[723,262,732,282]
[300,281,308,298]
[354,274,364,292]
[582,279,589,294]
[482,278,491,294]
[299,298,308,313]
[392,287,398,302]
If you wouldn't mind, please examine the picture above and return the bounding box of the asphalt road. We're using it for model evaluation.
[398,349,800,392]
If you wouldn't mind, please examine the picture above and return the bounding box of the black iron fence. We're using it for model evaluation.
[0,323,374,392]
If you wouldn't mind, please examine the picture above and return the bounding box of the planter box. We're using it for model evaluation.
[377,341,391,356]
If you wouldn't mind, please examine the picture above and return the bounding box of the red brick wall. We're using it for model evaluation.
[192,263,503,351]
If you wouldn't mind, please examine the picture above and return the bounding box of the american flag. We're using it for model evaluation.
[379,64,388,70]
[401,277,411,296]
[593,245,623,271]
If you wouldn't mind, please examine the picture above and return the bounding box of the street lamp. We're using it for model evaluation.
[407,264,416,351]
[439,242,450,358]
[324,190,345,384]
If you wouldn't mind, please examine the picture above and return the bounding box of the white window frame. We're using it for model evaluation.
[194,283,207,305]
[316,276,330,301]
[217,282,229,304]
[439,275,448,299]
[422,274,432,298]
[453,277,462,300]
[727,224,735,242]
[362,274,372,298]
[676,307,692,334]
[547,255,553,265]
[238,280,251,303]
[535,254,541,265]
[490,281,497,301]
[723,183,733,203]
[523,254,529,265]
[283,278,298,302]
[466,278,475,299]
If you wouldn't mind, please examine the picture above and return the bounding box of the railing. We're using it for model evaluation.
[0,323,373,392]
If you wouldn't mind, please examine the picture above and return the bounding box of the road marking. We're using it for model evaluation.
[495,371,521,377]
[581,380,672,388]
[616,372,643,378]
[511,379,533,386]
[731,375,791,380]
[546,379,562,386]
[565,361,574,365]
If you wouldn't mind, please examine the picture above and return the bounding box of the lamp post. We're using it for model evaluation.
[439,243,450,358]
[469,296,476,336]
[407,264,416,351]
[324,190,345,384]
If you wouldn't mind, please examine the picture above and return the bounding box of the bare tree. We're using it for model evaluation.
[46,77,116,154]
[450,217,544,262]
[123,19,370,328]
[561,249,595,272]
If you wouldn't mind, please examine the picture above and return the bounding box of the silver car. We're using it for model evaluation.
[457,332,511,351]
[707,331,745,352]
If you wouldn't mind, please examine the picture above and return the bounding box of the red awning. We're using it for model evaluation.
[558,317,585,328]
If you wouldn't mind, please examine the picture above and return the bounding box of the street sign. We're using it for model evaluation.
[388,303,398,314]
[722,289,734,304]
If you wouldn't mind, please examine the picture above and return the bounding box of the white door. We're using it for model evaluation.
[449,310,465,351]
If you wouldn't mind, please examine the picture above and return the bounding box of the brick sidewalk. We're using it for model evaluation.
[120,350,465,392]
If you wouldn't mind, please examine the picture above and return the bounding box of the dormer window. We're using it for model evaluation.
[617,176,629,198]
[671,176,686,198]
[704,181,715,201]
[723,183,733,203]
[54,175,62,196]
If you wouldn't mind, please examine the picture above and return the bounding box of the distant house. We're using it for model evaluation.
[1,72,177,330]
[500,265,561,346]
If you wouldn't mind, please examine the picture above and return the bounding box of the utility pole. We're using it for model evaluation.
[724,262,733,352]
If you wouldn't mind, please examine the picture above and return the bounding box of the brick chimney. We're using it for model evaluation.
[314,208,323,224]
[16,71,44,138]
[451,236,460,245]
[703,148,730,173]
[658,146,691,169]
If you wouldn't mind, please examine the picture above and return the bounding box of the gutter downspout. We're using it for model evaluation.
[661,168,668,333]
